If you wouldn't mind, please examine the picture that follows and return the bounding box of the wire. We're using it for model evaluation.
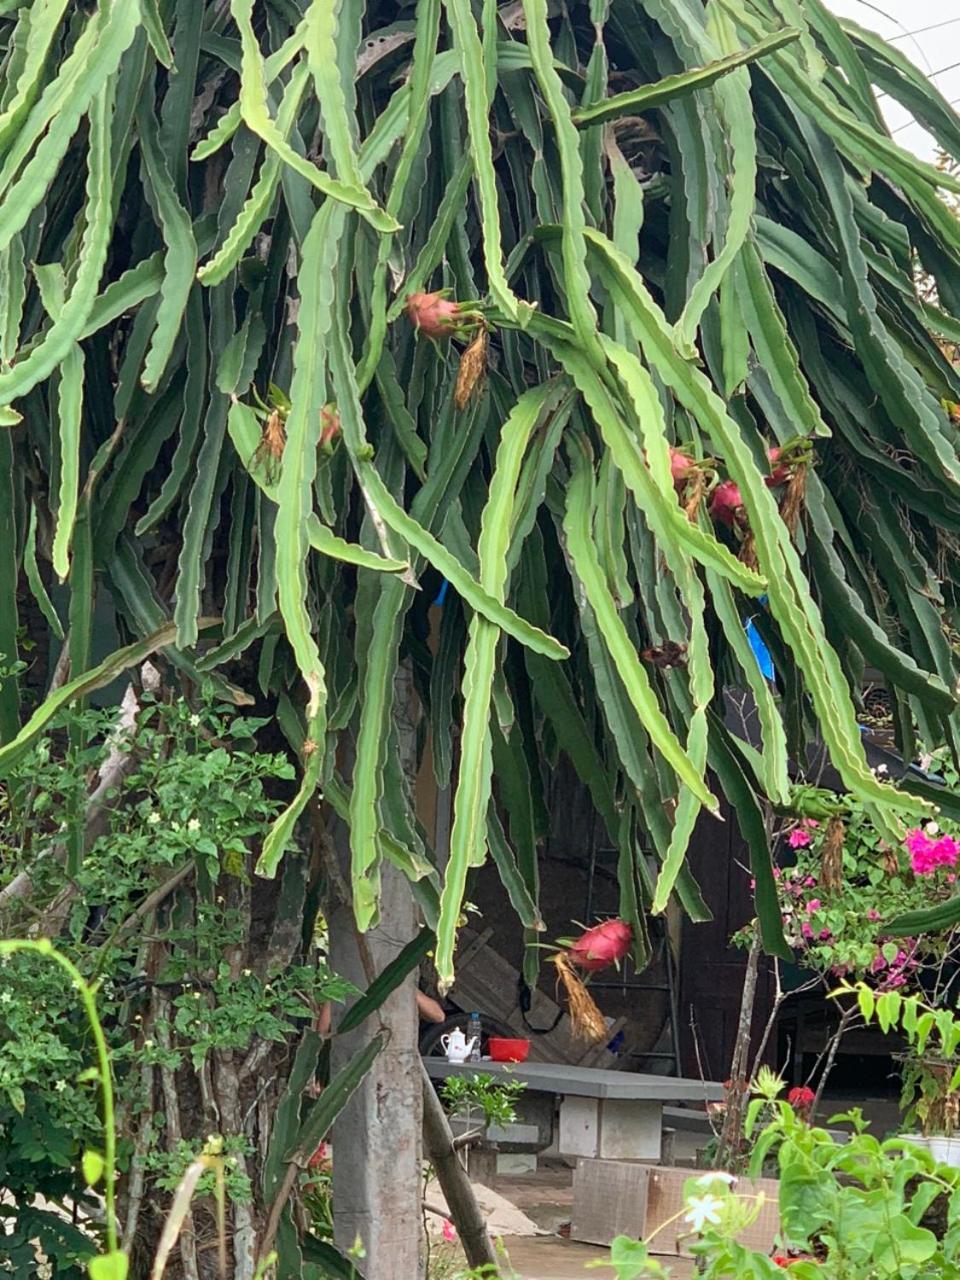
[848,0,933,72]
[888,18,960,42]
[889,93,960,136]
[877,60,960,104]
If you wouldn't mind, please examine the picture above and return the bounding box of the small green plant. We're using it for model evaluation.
[599,1070,960,1278]
[439,1073,526,1129]
[0,938,123,1279]
[834,981,960,1137]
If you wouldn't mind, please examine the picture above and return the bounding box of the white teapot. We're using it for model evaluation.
[440,1027,477,1063]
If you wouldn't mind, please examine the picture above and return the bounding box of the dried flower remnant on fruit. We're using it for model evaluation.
[454,328,488,410]
[252,408,286,483]
[641,640,688,670]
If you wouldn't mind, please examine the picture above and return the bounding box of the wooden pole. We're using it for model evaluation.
[420,1060,500,1274]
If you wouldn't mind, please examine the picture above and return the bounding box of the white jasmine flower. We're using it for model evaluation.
[187,818,200,832]
[147,811,161,826]
[189,714,201,727]
[684,1194,725,1232]
[54,1079,67,1093]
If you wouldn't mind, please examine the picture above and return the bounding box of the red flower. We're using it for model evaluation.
[788,1085,815,1114]
[308,1141,330,1170]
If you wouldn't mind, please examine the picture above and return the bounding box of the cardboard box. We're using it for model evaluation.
[570,1159,780,1258]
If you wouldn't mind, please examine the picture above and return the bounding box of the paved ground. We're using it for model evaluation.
[499,1236,696,1278]
[489,1166,696,1279]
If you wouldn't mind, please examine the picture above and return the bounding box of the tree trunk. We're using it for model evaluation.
[420,1062,499,1273]
[330,663,424,1278]
[715,930,762,1172]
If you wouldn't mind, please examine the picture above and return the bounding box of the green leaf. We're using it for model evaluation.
[436,381,564,986]
[136,99,197,391]
[0,622,213,776]
[287,1033,386,1162]
[88,1252,128,1280]
[338,927,435,1034]
[444,0,518,319]
[24,502,64,641]
[0,78,118,407]
[572,27,801,126]
[231,0,397,232]
[82,1150,105,1187]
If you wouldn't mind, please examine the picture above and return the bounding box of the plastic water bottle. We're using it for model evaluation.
[466,1012,482,1061]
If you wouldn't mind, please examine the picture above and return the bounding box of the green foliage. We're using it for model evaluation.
[606,1091,960,1278]
[734,796,960,981]
[834,982,960,1137]
[3,0,960,993]
[439,1072,526,1129]
[0,693,356,1270]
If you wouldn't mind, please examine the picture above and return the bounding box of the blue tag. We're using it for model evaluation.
[746,617,775,680]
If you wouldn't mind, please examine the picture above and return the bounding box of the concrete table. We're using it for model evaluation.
[424,1059,724,1163]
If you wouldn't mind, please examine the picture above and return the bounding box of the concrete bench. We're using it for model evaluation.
[424,1059,724,1164]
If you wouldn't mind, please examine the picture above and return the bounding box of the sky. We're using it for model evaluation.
[827,0,960,159]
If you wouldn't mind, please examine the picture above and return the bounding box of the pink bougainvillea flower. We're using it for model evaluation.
[803,877,817,887]
[442,1220,457,1243]
[905,827,930,856]
[801,922,814,940]
[906,828,959,875]
[805,899,821,914]
[866,908,881,921]
[788,829,812,849]
[818,929,832,942]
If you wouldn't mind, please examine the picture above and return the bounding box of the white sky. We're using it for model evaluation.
[827,0,960,159]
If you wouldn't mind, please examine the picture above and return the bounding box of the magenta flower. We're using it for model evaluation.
[442,1220,457,1243]
[788,829,811,849]
[805,899,821,914]
[801,922,814,940]
[866,908,881,921]
[906,828,959,875]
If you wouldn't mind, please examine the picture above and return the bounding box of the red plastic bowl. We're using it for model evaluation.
[488,1037,530,1063]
